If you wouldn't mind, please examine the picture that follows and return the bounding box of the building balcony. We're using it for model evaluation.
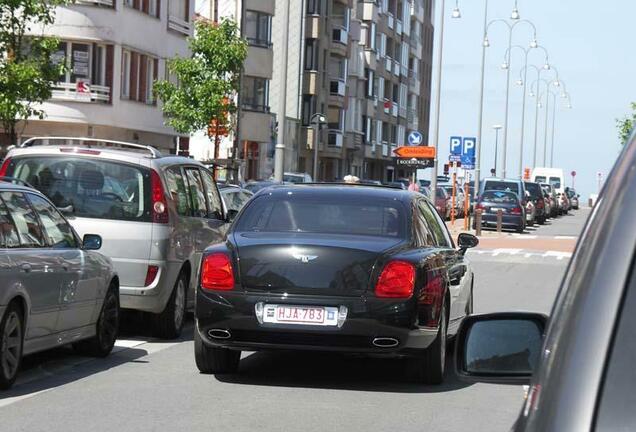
[393,59,400,76]
[396,19,403,35]
[401,64,408,77]
[399,105,407,119]
[383,98,391,114]
[362,1,379,21]
[387,13,394,29]
[365,142,377,158]
[391,101,398,117]
[385,56,392,71]
[51,82,110,104]
[332,26,348,45]
[245,45,273,79]
[240,109,274,143]
[364,49,377,70]
[305,15,321,39]
[303,70,320,95]
[168,15,191,36]
[244,0,274,15]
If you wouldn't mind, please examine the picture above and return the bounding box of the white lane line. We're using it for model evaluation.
[555,236,577,240]
[511,235,538,239]
[542,251,572,260]
[492,248,523,256]
[0,329,192,409]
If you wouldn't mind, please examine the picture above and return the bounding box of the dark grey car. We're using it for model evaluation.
[0,181,118,390]
[454,131,636,430]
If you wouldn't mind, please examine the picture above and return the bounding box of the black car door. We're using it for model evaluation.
[418,199,470,325]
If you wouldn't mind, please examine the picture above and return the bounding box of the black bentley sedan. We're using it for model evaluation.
[194,184,478,384]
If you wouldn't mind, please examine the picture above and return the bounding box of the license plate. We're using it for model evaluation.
[262,305,339,326]
[490,207,507,213]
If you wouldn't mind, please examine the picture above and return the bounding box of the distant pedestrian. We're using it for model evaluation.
[408,179,420,192]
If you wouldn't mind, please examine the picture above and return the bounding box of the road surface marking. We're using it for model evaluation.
[555,236,577,240]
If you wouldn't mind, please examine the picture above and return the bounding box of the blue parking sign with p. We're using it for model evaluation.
[449,136,476,168]
[450,136,462,156]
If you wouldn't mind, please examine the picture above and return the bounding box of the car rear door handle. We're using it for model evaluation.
[20,263,32,273]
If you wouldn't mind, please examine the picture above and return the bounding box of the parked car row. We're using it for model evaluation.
[473,176,580,233]
[0,137,258,389]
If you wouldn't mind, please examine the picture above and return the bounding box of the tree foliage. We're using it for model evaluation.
[154,19,247,140]
[616,102,636,145]
[0,0,68,148]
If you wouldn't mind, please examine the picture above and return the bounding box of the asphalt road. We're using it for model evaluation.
[0,209,591,432]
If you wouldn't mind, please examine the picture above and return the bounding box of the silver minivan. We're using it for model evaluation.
[0,137,228,339]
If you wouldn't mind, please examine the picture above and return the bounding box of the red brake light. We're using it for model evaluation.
[150,169,169,224]
[144,265,159,287]
[201,253,235,291]
[511,207,522,215]
[420,274,444,326]
[536,199,544,209]
[475,203,485,211]
[0,158,12,177]
[375,261,415,298]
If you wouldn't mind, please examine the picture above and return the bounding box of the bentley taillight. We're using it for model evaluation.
[375,261,415,298]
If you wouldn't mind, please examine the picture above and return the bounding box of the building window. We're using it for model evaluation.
[121,48,158,104]
[367,22,377,51]
[244,10,272,47]
[125,0,160,18]
[304,39,319,70]
[168,0,191,36]
[242,76,269,112]
[306,0,322,15]
[302,95,316,126]
[365,69,374,98]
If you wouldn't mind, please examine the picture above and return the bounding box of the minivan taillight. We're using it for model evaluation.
[201,253,235,291]
[511,207,522,215]
[144,265,159,287]
[375,261,415,298]
[151,169,169,224]
[536,199,544,209]
[0,158,12,177]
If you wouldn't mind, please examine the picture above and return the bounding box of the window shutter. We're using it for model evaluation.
[130,52,139,101]
[139,54,148,103]
[106,45,114,104]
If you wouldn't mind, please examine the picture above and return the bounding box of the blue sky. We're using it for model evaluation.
[429,0,633,197]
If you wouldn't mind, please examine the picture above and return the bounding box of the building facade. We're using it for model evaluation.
[192,0,434,182]
[8,0,195,154]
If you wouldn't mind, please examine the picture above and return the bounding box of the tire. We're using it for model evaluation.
[154,272,188,339]
[74,284,120,357]
[406,301,448,385]
[538,215,546,225]
[516,225,524,234]
[194,326,240,374]
[0,303,24,390]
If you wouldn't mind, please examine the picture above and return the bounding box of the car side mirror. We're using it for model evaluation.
[83,234,102,251]
[454,312,547,385]
[457,233,479,255]
[226,209,239,223]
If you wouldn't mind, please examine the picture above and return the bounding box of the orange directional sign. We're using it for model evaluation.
[393,146,436,159]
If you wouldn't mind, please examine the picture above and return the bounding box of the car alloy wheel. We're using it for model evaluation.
[98,289,119,352]
[0,306,23,389]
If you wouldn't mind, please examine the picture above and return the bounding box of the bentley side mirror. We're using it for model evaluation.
[457,233,479,255]
[454,312,547,385]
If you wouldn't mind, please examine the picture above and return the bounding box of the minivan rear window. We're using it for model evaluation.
[10,157,151,222]
[549,176,561,189]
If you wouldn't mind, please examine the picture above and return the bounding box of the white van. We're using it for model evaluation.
[532,167,565,194]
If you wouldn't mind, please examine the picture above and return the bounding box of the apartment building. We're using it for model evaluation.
[193,0,434,182]
[11,0,195,153]
[190,0,276,180]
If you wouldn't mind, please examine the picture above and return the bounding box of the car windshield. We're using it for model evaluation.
[235,194,407,238]
[549,176,561,189]
[10,156,150,222]
[283,175,305,183]
[481,191,518,204]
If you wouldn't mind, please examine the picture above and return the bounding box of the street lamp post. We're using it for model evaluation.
[310,113,326,181]
[429,0,461,201]
[493,124,502,175]
[530,67,559,168]
[508,46,549,177]
[273,0,291,182]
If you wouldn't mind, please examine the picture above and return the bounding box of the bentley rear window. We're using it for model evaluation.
[235,195,407,238]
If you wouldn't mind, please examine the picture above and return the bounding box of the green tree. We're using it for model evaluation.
[0,0,68,150]
[616,102,636,145]
[154,19,247,153]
